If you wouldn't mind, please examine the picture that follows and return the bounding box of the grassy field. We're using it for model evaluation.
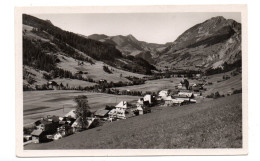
[114,77,199,93]
[23,90,139,125]
[204,73,242,95]
[25,93,242,149]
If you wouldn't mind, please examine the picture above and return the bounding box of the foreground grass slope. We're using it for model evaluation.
[25,94,242,149]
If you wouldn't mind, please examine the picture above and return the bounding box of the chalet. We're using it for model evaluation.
[191,86,200,92]
[108,109,117,119]
[115,101,128,110]
[164,96,184,106]
[47,81,59,90]
[71,117,95,131]
[158,90,168,100]
[23,135,32,142]
[107,101,129,120]
[177,83,183,89]
[190,99,197,103]
[55,124,74,139]
[195,64,203,68]
[136,106,143,115]
[193,92,202,97]
[137,98,144,105]
[94,109,110,118]
[177,92,194,98]
[143,94,155,104]
[164,96,174,106]
[31,130,49,143]
[35,118,59,134]
[60,117,76,126]
[196,74,201,78]
[172,92,197,105]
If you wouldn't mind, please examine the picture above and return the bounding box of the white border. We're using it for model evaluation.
[15,5,248,157]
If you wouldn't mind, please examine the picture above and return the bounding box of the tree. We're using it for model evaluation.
[74,95,91,129]
[184,79,189,90]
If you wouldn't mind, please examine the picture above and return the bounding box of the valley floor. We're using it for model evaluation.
[25,93,242,149]
[23,90,139,125]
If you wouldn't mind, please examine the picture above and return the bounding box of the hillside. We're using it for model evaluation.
[25,94,242,149]
[22,14,156,89]
[156,16,241,72]
[87,34,166,63]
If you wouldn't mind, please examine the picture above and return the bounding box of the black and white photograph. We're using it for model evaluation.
[15,5,247,156]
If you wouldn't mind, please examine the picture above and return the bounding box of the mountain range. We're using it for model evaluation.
[87,16,241,71]
[22,14,241,89]
[86,34,167,64]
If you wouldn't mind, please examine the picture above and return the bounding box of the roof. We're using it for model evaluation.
[31,129,43,136]
[177,92,193,98]
[164,96,173,101]
[64,110,76,119]
[108,109,117,114]
[137,106,143,111]
[46,115,60,122]
[115,101,127,109]
[94,109,109,117]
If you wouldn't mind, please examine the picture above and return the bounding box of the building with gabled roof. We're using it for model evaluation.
[115,101,128,109]
[94,109,110,118]
[64,109,77,119]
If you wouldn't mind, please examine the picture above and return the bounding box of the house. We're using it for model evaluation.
[193,92,202,97]
[137,98,144,105]
[55,124,74,138]
[196,74,201,78]
[60,117,76,126]
[35,120,59,134]
[136,105,143,115]
[47,81,59,90]
[64,109,77,119]
[190,99,197,103]
[164,96,184,106]
[31,129,47,143]
[135,102,151,114]
[164,96,174,106]
[143,94,152,104]
[158,90,168,100]
[115,101,128,110]
[177,81,187,90]
[108,101,127,120]
[108,109,117,119]
[191,86,200,92]
[94,109,110,118]
[71,117,96,131]
[177,92,194,98]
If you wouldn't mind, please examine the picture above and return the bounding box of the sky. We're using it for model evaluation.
[32,12,241,44]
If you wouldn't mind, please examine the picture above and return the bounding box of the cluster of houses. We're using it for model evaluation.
[25,79,204,144]
[25,112,98,144]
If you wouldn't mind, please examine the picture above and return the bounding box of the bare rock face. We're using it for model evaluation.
[156,16,241,70]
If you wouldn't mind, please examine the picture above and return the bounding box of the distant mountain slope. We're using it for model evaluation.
[156,16,241,72]
[22,14,156,89]
[87,34,166,63]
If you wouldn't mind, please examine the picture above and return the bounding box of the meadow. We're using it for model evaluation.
[23,90,139,125]
[25,93,242,149]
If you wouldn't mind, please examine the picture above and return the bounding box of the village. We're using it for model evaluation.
[23,76,207,145]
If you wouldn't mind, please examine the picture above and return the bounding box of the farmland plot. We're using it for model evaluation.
[23,90,139,125]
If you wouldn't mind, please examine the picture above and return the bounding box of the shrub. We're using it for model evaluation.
[206,91,222,99]
[103,66,112,74]
[233,89,242,94]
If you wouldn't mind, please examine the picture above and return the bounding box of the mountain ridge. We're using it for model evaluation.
[156,16,241,71]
